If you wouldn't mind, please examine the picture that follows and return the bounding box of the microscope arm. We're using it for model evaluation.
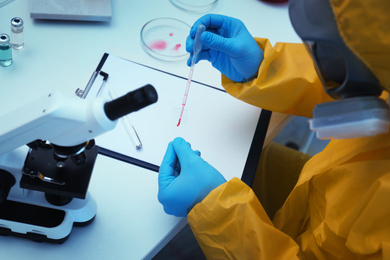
[0,91,115,156]
[0,85,158,156]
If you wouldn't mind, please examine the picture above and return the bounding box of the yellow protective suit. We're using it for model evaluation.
[187,0,390,259]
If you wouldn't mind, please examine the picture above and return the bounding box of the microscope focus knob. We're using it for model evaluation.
[0,169,16,204]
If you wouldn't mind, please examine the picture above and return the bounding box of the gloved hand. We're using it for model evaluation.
[186,14,264,83]
[158,137,226,217]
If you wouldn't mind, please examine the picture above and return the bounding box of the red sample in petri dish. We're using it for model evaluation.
[141,18,190,61]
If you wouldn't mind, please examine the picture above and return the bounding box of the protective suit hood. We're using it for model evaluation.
[289,0,390,139]
[289,0,384,99]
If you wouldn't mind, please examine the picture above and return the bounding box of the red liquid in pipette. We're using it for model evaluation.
[177,66,195,126]
[177,24,205,127]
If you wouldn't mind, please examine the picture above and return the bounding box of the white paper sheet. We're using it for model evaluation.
[91,54,262,181]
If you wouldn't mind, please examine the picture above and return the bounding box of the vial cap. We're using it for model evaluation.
[11,17,24,28]
[0,34,10,45]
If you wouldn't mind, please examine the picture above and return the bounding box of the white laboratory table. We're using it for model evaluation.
[0,0,300,112]
[0,0,300,259]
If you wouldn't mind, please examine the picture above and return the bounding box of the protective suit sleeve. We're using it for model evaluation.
[187,177,300,259]
[222,38,334,118]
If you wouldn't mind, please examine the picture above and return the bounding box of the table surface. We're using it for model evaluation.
[0,0,300,259]
[0,0,300,112]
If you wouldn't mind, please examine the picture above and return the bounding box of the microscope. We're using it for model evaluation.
[0,84,157,243]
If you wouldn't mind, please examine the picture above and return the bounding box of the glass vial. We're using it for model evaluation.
[11,17,24,49]
[0,34,13,67]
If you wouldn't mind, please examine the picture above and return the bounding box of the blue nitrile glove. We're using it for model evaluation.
[186,14,264,83]
[158,137,226,217]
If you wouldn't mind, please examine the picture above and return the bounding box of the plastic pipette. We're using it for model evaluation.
[177,24,206,127]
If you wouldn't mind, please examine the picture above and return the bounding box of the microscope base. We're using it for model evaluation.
[0,192,97,244]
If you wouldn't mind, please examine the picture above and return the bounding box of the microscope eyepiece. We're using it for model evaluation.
[104,84,158,121]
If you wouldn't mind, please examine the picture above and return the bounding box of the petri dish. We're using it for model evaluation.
[169,0,218,13]
[140,18,190,62]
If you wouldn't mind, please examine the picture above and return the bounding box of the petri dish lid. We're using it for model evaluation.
[140,18,190,62]
[169,0,218,13]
